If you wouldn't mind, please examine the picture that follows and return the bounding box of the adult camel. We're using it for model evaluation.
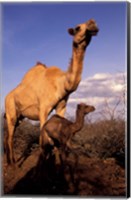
[5,19,99,164]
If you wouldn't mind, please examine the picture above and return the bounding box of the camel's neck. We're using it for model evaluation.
[72,109,85,134]
[66,45,86,91]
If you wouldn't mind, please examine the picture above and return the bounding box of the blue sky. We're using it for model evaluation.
[1,2,127,117]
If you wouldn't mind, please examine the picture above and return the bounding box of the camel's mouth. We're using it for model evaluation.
[86,19,99,36]
[86,28,99,36]
[85,105,95,113]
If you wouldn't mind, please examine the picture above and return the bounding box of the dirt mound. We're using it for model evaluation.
[3,149,125,196]
[2,119,126,196]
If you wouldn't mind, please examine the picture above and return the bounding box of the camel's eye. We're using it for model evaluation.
[75,26,80,32]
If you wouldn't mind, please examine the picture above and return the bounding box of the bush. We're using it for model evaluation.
[72,119,125,167]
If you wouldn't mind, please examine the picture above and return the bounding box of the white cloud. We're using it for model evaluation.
[92,73,111,80]
[112,84,124,92]
[66,72,126,121]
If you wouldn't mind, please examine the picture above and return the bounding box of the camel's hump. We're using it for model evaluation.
[36,62,47,68]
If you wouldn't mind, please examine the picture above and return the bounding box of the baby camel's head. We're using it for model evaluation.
[77,103,95,115]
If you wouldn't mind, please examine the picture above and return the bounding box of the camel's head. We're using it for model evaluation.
[68,19,99,48]
[77,103,95,114]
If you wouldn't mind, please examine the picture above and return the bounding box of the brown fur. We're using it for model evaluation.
[5,19,99,164]
[41,104,95,162]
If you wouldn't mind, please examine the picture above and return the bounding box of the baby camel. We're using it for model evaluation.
[41,103,95,161]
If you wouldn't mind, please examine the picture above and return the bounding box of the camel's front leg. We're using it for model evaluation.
[39,114,48,147]
[39,107,53,147]
[56,97,68,117]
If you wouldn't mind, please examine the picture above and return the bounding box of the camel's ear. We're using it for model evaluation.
[68,28,75,36]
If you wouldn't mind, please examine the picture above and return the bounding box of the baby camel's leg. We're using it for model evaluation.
[53,147,61,165]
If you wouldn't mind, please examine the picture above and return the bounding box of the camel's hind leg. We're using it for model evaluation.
[5,94,18,164]
[6,114,17,164]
